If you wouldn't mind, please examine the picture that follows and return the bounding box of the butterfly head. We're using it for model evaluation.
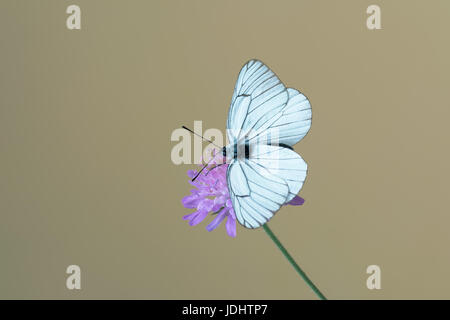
[222,145,233,164]
[221,146,227,158]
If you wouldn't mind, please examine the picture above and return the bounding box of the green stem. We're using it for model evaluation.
[262,224,327,300]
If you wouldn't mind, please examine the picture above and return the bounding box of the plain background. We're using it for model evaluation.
[1,0,449,299]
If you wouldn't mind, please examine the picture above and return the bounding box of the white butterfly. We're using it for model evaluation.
[223,59,312,229]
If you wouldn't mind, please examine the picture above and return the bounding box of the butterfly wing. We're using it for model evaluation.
[227,157,289,229]
[247,88,312,147]
[249,144,307,203]
[227,60,289,144]
[227,144,307,228]
[226,60,311,229]
[227,60,311,147]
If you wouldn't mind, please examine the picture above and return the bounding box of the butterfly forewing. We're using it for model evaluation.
[227,60,288,144]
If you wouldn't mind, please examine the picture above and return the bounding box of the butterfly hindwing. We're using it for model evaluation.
[227,158,289,228]
[248,144,307,203]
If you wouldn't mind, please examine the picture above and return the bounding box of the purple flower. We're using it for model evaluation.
[182,154,305,237]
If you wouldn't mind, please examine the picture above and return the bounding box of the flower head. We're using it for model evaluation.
[182,153,237,237]
[182,153,305,237]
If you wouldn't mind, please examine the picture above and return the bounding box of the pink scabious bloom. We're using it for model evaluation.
[182,155,237,237]
[182,155,305,238]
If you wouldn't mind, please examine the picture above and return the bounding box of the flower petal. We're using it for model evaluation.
[187,170,197,179]
[197,198,214,212]
[212,196,226,212]
[183,210,199,221]
[287,195,305,206]
[225,214,236,237]
[228,207,236,219]
[211,203,223,212]
[182,194,201,209]
[189,209,209,226]
[206,209,227,232]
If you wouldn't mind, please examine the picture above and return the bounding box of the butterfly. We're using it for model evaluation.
[222,59,312,229]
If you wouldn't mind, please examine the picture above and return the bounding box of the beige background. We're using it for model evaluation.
[1,0,449,299]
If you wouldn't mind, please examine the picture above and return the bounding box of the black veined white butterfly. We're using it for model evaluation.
[223,59,312,229]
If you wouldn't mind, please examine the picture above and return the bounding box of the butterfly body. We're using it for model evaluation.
[222,141,251,161]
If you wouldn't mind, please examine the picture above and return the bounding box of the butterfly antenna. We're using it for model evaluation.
[205,163,226,176]
[191,163,208,182]
[182,125,223,181]
[181,126,222,148]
